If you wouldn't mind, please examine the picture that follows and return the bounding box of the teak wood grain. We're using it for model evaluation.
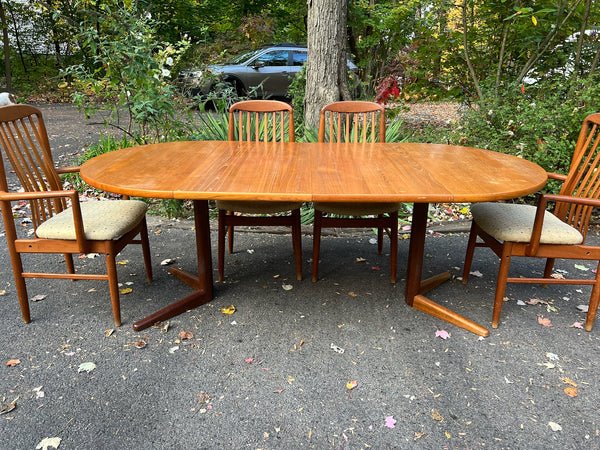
[82,141,546,203]
[81,140,547,335]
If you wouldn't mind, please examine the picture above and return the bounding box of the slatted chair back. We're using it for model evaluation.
[318,101,386,143]
[554,113,600,239]
[228,100,295,142]
[0,104,66,229]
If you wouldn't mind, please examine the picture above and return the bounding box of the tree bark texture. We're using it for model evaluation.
[304,0,349,131]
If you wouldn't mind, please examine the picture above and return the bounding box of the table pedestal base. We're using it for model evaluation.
[133,200,214,331]
[406,203,490,337]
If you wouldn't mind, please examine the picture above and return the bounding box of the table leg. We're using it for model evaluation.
[133,200,214,331]
[406,203,489,337]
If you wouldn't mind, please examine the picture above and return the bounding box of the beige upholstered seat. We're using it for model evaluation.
[216,100,302,282]
[462,112,600,331]
[312,101,400,283]
[36,200,148,240]
[0,104,153,327]
[470,202,583,245]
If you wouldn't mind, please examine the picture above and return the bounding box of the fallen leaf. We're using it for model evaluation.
[220,305,236,314]
[179,331,194,340]
[119,287,133,295]
[161,322,170,333]
[31,294,47,302]
[577,304,589,312]
[356,257,367,262]
[282,284,293,291]
[0,289,6,296]
[245,358,254,364]
[546,352,559,361]
[134,339,147,349]
[527,298,547,305]
[77,362,96,373]
[431,409,444,421]
[562,377,578,387]
[160,258,175,266]
[105,329,114,338]
[168,346,179,353]
[550,273,565,279]
[548,422,562,432]
[435,329,450,339]
[574,264,589,271]
[6,358,20,367]
[0,398,17,415]
[385,415,397,429]
[330,343,344,354]
[346,380,358,390]
[571,322,584,329]
[36,437,61,450]
[348,291,358,297]
[538,316,553,327]
[469,270,483,278]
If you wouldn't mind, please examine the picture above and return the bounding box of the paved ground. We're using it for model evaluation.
[2,103,600,449]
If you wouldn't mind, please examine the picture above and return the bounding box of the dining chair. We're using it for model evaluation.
[0,104,153,327]
[216,100,302,281]
[462,112,600,330]
[312,101,400,283]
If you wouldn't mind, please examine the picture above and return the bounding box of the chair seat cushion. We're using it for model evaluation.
[36,200,148,241]
[216,200,302,214]
[471,202,583,244]
[313,202,401,216]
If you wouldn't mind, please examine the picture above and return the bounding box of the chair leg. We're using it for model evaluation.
[390,211,398,284]
[140,218,153,282]
[312,210,323,282]
[585,261,600,331]
[291,209,302,281]
[377,214,384,254]
[227,211,235,254]
[64,254,75,275]
[542,258,555,288]
[462,221,479,284]
[105,248,121,327]
[11,252,31,323]
[492,243,512,328]
[218,209,226,282]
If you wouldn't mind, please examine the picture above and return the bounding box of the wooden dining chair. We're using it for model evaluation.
[312,101,400,283]
[462,112,600,330]
[0,104,153,327]
[216,100,302,281]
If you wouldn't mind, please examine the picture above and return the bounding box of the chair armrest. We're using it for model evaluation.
[56,166,81,175]
[546,172,567,182]
[526,193,600,255]
[0,189,87,247]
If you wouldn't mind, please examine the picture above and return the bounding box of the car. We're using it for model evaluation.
[177,43,358,99]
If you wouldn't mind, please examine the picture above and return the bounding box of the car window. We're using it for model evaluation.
[292,51,307,66]
[228,49,262,65]
[255,50,289,67]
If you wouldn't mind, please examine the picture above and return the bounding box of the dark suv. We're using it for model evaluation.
[177,43,357,98]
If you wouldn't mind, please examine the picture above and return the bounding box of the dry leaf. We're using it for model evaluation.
[220,305,236,314]
[119,287,133,295]
[105,329,114,338]
[385,415,397,428]
[77,362,96,373]
[346,380,358,390]
[435,329,450,339]
[562,377,579,387]
[431,409,444,421]
[36,437,61,450]
[179,331,194,340]
[564,387,578,397]
[134,339,147,349]
[527,298,547,305]
[571,322,584,329]
[5,359,20,367]
[538,316,553,327]
[0,398,17,415]
[348,291,357,297]
[548,422,562,432]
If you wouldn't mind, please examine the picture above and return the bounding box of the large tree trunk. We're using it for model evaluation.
[304,0,350,131]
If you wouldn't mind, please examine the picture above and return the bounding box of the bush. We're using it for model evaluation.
[412,78,600,190]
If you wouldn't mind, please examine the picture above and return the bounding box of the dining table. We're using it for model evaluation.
[80,140,548,336]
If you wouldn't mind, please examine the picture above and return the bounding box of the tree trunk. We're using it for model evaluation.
[0,0,11,91]
[304,0,350,131]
